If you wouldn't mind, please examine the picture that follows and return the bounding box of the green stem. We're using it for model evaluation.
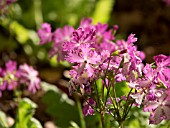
[94,81,105,128]
[118,121,124,128]
[94,81,101,109]
[113,84,119,109]
[123,88,133,118]
[100,111,105,128]
[74,94,86,128]
[104,80,111,106]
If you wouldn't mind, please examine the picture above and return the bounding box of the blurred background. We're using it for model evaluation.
[0,0,170,128]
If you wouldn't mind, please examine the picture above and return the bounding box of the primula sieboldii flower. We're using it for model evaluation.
[52,26,74,44]
[82,98,95,116]
[95,23,114,41]
[139,64,157,88]
[144,91,170,124]
[80,18,92,28]
[19,64,40,93]
[154,54,170,87]
[2,60,19,91]
[93,23,116,53]
[63,27,96,52]
[66,44,101,78]
[130,92,145,107]
[127,33,138,45]
[49,26,74,61]
[0,61,41,96]
[38,23,52,45]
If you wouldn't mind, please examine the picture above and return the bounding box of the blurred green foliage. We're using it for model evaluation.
[0,0,115,66]
[0,110,9,128]
[41,82,80,128]
[1,0,169,128]
[11,98,42,128]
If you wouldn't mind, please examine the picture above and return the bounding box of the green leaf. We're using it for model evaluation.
[114,81,130,97]
[12,98,42,128]
[41,82,80,128]
[0,110,9,128]
[85,113,101,128]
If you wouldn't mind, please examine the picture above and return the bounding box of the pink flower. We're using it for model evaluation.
[50,26,74,61]
[127,34,137,45]
[19,64,40,93]
[154,54,170,87]
[80,18,92,28]
[38,23,52,45]
[131,92,144,107]
[94,23,116,53]
[138,64,157,88]
[144,91,170,124]
[66,44,101,78]
[63,27,96,52]
[52,26,74,44]
[3,60,19,90]
[82,98,95,116]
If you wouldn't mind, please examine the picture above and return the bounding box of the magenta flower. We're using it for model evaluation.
[0,61,19,97]
[52,26,74,44]
[38,23,52,45]
[154,54,170,87]
[127,34,137,45]
[139,64,157,88]
[63,27,96,52]
[144,91,170,124]
[49,26,74,61]
[19,64,40,93]
[80,18,92,28]
[3,60,19,91]
[66,44,101,78]
[130,92,144,107]
[82,104,95,116]
[95,23,114,41]
[93,23,116,53]
[82,98,95,116]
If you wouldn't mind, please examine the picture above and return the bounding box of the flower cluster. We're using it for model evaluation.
[0,60,41,96]
[38,18,170,125]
